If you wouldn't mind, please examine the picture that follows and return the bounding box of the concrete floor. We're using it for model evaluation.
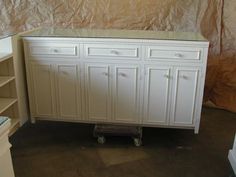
[10,107,236,177]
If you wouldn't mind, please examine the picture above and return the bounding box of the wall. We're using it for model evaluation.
[0,0,235,112]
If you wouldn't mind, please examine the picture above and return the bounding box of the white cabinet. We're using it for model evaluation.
[143,66,171,125]
[0,35,28,135]
[56,64,81,120]
[30,63,56,118]
[85,64,111,121]
[113,65,140,123]
[23,29,209,133]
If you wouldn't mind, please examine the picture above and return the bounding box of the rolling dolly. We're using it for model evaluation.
[93,124,143,147]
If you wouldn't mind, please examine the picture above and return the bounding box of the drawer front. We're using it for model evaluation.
[29,44,78,57]
[146,46,202,61]
[84,44,141,60]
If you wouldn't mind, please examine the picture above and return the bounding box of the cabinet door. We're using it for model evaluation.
[30,63,56,117]
[170,67,200,126]
[143,66,171,125]
[56,64,81,120]
[113,65,140,123]
[85,64,111,121]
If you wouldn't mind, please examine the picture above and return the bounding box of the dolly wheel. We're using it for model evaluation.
[97,136,106,144]
[134,138,142,147]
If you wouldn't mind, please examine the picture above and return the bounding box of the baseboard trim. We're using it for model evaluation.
[229,150,236,174]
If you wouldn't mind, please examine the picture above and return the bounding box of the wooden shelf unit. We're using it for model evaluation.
[0,36,20,135]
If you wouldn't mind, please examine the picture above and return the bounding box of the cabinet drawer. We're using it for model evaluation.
[84,44,141,60]
[146,46,202,61]
[29,45,78,57]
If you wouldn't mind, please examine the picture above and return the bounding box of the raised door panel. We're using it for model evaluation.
[113,66,140,123]
[146,46,202,62]
[143,66,171,125]
[85,64,111,121]
[30,63,56,117]
[170,67,199,126]
[84,44,141,60]
[56,64,81,119]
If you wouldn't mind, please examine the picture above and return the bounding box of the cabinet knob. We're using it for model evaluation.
[164,74,170,79]
[118,73,127,77]
[180,75,188,79]
[102,72,109,76]
[110,50,119,55]
[52,49,59,53]
[174,53,184,58]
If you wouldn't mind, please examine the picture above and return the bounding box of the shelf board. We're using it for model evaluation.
[0,53,13,63]
[0,98,17,114]
[0,76,15,87]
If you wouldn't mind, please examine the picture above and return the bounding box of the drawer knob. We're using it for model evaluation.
[110,50,119,55]
[175,53,184,58]
[118,73,127,77]
[164,74,170,79]
[180,75,188,79]
[53,49,59,53]
[102,72,109,76]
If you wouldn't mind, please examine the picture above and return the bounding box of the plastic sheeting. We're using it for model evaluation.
[0,0,235,112]
[205,0,236,112]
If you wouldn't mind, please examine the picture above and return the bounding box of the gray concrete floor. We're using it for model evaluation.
[10,107,236,177]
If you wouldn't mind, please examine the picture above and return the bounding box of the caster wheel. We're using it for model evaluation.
[134,138,142,147]
[97,136,106,144]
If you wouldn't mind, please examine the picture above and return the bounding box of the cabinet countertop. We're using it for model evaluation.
[22,27,208,42]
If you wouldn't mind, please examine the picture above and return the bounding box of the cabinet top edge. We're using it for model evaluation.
[22,27,209,43]
[0,33,16,40]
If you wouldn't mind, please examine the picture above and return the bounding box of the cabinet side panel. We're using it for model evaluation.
[13,35,29,124]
